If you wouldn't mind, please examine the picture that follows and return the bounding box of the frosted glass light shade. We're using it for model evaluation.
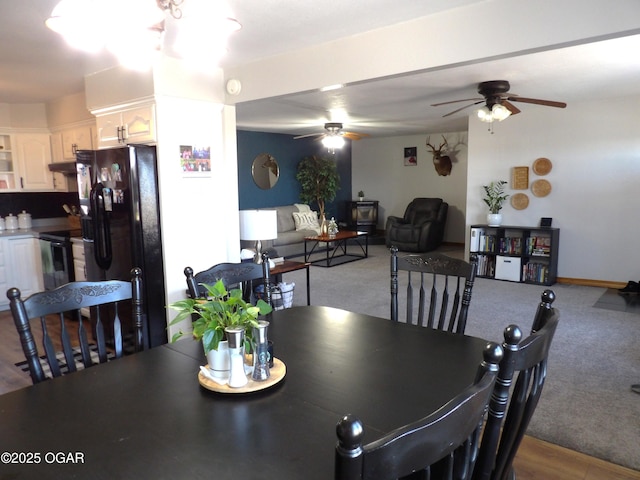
[239,210,277,241]
[322,135,345,149]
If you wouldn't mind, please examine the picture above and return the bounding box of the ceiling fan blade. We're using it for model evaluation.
[431,97,482,107]
[442,100,484,118]
[502,100,521,115]
[342,131,369,140]
[293,132,324,140]
[506,96,567,108]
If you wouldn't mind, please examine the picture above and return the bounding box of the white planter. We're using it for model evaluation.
[205,340,230,380]
[487,213,503,227]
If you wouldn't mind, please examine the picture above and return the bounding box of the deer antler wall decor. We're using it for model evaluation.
[426,135,452,176]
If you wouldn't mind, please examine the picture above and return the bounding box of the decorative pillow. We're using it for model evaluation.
[294,203,311,213]
[292,211,321,234]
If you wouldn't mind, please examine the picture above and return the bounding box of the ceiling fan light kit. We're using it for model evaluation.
[433,80,567,132]
[294,122,369,154]
[477,103,512,123]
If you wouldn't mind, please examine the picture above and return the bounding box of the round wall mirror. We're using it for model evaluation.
[252,153,279,189]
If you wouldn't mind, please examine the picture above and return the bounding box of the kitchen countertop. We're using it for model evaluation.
[0,220,80,239]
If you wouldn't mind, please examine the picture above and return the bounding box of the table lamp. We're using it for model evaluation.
[239,209,277,264]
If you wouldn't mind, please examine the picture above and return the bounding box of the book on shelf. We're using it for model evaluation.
[271,257,285,264]
[527,236,551,256]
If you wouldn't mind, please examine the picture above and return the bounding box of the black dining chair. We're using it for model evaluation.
[184,252,272,305]
[472,289,560,480]
[335,341,503,480]
[7,267,145,385]
[390,246,478,334]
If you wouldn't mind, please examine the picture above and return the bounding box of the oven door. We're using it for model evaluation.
[39,236,74,290]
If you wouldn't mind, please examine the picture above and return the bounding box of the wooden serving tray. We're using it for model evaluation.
[198,358,286,394]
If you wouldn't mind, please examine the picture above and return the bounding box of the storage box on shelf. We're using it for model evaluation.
[469,224,559,286]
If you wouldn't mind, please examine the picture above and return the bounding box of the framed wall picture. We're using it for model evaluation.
[512,166,529,190]
[181,145,212,177]
[404,147,417,166]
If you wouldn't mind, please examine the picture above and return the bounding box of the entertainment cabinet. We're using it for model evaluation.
[469,224,559,286]
[345,200,378,235]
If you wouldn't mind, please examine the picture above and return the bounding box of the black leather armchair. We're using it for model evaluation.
[385,198,448,252]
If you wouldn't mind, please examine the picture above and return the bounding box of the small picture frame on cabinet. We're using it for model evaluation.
[540,217,553,227]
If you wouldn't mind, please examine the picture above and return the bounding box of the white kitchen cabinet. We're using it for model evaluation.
[71,238,89,317]
[0,134,16,190]
[95,104,156,148]
[50,132,68,192]
[71,238,86,281]
[0,236,43,311]
[14,133,54,190]
[62,125,94,158]
[0,239,7,309]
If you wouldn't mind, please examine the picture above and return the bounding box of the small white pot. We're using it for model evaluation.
[487,213,503,227]
[205,340,230,380]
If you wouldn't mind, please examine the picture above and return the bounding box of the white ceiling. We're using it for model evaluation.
[2,0,640,137]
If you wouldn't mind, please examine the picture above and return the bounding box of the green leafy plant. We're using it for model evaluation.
[296,155,340,219]
[168,279,272,353]
[357,190,364,198]
[483,180,509,214]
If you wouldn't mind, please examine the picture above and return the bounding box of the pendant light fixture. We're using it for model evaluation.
[46,0,241,69]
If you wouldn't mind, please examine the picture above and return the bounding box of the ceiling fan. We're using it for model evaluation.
[432,80,567,118]
[293,122,369,141]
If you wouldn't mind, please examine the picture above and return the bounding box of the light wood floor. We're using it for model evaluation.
[0,310,638,479]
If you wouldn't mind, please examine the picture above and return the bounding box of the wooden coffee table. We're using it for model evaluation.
[269,260,311,305]
[304,230,369,267]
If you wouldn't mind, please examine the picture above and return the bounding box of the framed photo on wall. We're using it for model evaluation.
[404,147,417,166]
[181,145,212,177]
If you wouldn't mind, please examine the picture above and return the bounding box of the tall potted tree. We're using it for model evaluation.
[296,155,341,228]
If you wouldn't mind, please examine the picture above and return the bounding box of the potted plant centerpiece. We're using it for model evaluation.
[357,190,365,201]
[483,180,509,226]
[296,155,341,233]
[168,279,272,379]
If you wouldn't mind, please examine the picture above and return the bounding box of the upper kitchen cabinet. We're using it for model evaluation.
[95,103,156,148]
[0,134,16,190]
[14,134,54,190]
[62,125,95,159]
[1,133,56,192]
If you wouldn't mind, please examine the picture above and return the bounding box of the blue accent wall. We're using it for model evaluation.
[237,130,352,222]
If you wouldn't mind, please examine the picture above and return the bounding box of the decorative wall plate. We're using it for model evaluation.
[531,179,552,197]
[532,157,552,175]
[511,193,530,210]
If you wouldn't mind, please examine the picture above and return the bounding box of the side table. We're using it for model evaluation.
[270,260,311,305]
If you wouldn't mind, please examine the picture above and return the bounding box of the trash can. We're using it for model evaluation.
[254,282,295,310]
[271,282,295,310]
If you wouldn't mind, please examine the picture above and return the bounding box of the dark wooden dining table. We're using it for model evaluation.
[0,306,488,480]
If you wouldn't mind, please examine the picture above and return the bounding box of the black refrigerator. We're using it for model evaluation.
[75,145,167,348]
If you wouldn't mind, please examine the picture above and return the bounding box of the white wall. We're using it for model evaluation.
[466,94,640,283]
[155,99,240,341]
[352,131,468,243]
[354,94,640,283]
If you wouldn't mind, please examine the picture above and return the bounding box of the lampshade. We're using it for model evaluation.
[239,210,277,241]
